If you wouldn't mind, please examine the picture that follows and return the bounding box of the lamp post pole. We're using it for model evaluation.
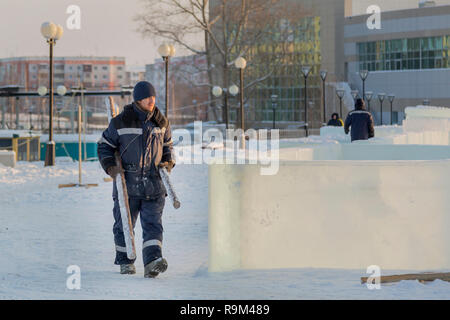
[41,22,63,166]
[388,94,395,125]
[223,90,229,128]
[378,93,386,125]
[240,68,245,144]
[164,56,169,117]
[359,70,369,103]
[15,97,19,129]
[301,66,311,137]
[158,44,175,118]
[49,38,54,141]
[336,89,345,119]
[271,94,278,130]
[29,107,33,136]
[320,70,327,125]
[234,57,247,149]
[1,104,5,129]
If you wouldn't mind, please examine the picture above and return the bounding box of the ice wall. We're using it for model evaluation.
[320,105,450,145]
[209,106,450,272]
[209,158,450,271]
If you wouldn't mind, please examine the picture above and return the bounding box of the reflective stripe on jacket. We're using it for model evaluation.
[97,103,174,199]
[344,109,375,142]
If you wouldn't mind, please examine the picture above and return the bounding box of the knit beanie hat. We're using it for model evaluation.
[133,81,156,102]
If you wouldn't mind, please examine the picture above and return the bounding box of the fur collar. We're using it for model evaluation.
[122,103,168,128]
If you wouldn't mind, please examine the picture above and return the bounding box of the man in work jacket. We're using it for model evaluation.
[97,81,175,278]
[344,98,375,142]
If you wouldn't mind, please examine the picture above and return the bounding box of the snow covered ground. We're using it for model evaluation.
[0,160,448,299]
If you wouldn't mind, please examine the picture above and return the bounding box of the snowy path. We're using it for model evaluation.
[0,161,448,299]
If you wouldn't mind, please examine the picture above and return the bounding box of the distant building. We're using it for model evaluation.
[345,4,450,124]
[0,56,127,90]
[125,66,146,86]
[0,56,128,131]
[209,0,347,128]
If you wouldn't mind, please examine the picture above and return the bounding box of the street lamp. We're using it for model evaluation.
[234,57,247,149]
[359,70,369,102]
[41,21,63,166]
[351,90,359,101]
[365,91,373,112]
[158,43,175,118]
[320,70,327,125]
[388,94,395,125]
[377,93,386,125]
[38,86,48,97]
[212,84,239,129]
[336,88,345,119]
[301,65,311,137]
[271,94,278,129]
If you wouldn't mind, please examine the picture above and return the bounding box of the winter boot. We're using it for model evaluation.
[120,264,136,275]
[144,257,168,278]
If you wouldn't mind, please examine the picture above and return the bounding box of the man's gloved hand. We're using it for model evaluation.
[158,160,175,173]
[107,166,121,178]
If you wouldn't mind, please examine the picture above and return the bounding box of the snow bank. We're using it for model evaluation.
[209,159,450,271]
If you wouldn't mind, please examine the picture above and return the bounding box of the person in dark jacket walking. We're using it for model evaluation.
[97,81,175,278]
[344,98,375,142]
[327,113,343,127]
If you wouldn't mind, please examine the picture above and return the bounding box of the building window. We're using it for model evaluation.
[358,35,450,71]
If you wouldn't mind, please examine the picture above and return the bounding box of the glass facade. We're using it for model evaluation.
[358,36,450,71]
[239,16,322,122]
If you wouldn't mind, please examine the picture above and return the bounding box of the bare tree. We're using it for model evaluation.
[135,0,311,122]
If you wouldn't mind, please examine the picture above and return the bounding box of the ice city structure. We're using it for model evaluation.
[209,106,450,272]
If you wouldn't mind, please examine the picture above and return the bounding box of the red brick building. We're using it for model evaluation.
[0,56,127,90]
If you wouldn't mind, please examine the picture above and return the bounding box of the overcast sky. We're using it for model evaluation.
[0,0,194,67]
[2,0,450,67]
